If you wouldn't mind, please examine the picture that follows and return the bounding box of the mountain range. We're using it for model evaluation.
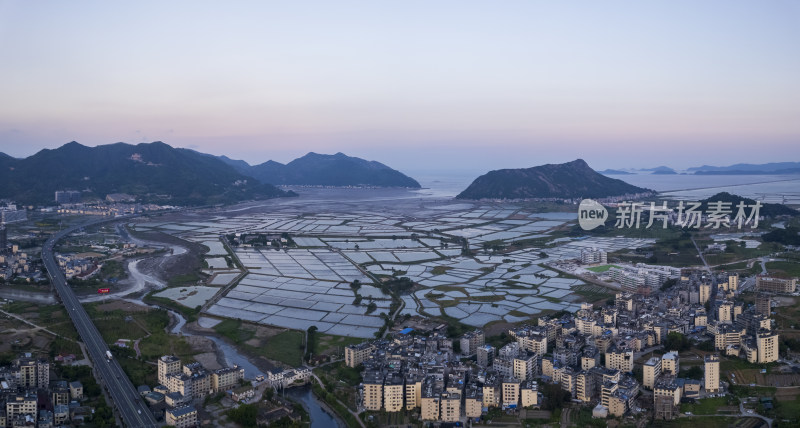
[456,159,652,200]
[218,152,420,188]
[0,142,294,205]
[690,162,800,175]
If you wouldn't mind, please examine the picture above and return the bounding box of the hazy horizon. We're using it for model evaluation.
[2,1,799,171]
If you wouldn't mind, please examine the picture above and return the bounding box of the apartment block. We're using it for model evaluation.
[756,275,797,294]
[158,355,182,385]
[165,405,197,428]
[605,347,634,373]
[643,357,661,389]
[345,342,376,368]
[704,354,720,392]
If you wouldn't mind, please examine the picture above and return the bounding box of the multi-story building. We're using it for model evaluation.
[643,357,661,389]
[37,359,50,388]
[576,371,595,402]
[189,372,211,398]
[345,342,376,368]
[605,347,634,373]
[742,330,780,364]
[601,380,618,408]
[513,328,548,355]
[756,275,797,294]
[158,355,182,385]
[460,330,485,356]
[693,308,708,327]
[383,373,404,412]
[482,376,500,409]
[440,392,461,422]
[718,274,739,293]
[477,344,495,368]
[53,404,69,425]
[165,405,197,428]
[608,393,628,417]
[581,349,599,371]
[55,190,82,204]
[5,393,37,422]
[494,357,514,380]
[704,354,720,392]
[558,367,577,397]
[616,293,634,312]
[661,350,679,375]
[520,381,539,408]
[165,373,194,401]
[420,378,440,421]
[15,355,49,389]
[756,294,772,317]
[699,283,711,304]
[69,381,83,400]
[405,375,422,410]
[464,386,483,417]
[212,366,244,393]
[51,383,69,406]
[501,379,520,409]
[513,351,538,381]
[17,358,37,389]
[362,371,384,411]
[713,323,745,351]
[581,248,608,264]
[654,378,681,406]
[717,301,733,323]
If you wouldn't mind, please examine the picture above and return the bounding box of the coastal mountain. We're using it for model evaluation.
[222,152,421,188]
[689,162,800,175]
[0,141,294,205]
[456,159,652,200]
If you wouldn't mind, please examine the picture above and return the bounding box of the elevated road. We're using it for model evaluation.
[42,218,157,427]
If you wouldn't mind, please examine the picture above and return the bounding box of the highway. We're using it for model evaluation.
[42,218,157,428]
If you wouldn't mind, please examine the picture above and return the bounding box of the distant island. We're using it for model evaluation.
[599,169,634,175]
[689,162,800,175]
[642,166,677,175]
[0,141,294,206]
[456,159,653,200]
[219,152,421,188]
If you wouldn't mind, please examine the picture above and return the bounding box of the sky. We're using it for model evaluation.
[1,1,799,174]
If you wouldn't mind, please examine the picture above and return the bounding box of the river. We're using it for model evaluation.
[117,231,343,428]
[285,385,344,428]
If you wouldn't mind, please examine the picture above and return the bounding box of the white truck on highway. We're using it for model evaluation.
[106,351,113,360]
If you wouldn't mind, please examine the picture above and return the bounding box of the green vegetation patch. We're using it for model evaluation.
[679,396,733,415]
[431,266,452,275]
[261,330,305,367]
[213,319,255,344]
[586,264,621,273]
[766,260,800,278]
